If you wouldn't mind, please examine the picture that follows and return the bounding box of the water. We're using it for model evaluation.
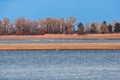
[0,39,120,44]
[0,50,120,80]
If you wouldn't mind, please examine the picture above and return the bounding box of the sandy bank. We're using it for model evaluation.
[0,33,120,40]
[0,43,120,50]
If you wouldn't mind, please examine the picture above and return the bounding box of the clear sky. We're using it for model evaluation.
[0,0,120,23]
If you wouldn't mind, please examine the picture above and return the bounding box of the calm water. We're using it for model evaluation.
[0,39,120,44]
[0,50,120,80]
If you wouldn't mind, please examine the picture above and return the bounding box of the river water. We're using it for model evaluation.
[0,39,120,44]
[0,50,120,80]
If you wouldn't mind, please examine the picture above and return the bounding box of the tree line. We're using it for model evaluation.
[0,17,120,35]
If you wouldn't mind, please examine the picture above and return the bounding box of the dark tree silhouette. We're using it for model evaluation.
[77,23,84,34]
[114,23,120,32]
[107,24,113,33]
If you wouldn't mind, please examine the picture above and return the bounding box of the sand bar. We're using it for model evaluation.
[0,43,120,50]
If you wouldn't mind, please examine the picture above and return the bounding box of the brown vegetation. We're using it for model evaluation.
[0,17,120,35]
[0,33,120,40]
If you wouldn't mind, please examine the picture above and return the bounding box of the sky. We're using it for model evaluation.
[0,0,120,23]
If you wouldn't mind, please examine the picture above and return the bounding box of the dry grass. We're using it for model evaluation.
[0,43,120,50]
[0,33,120,40]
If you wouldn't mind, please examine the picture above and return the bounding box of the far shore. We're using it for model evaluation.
[0,33,120,40]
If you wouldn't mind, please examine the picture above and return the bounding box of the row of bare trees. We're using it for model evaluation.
[0,17,120,35]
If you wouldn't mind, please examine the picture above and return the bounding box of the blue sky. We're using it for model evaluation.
[0,0,120,23]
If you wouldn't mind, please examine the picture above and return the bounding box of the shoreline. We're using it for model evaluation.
[0,43,120,50]
[0,33,120,40]
[0,33,120,50]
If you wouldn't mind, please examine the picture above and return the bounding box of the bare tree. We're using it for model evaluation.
[7,24,15,35]
[0,17,120,35]
[90,22,101,33]
[14,17,26,35]
[45,18,53,33]
[66,17,76,34]
[38,26,47,35]
[58,18,65,33]
[38,19,47,34]
[85,23,90,34]
[0,20,3,35]
[100,21,109,33]
[54,19,61,34]
[32,21,38,35]
[2,17,10,35]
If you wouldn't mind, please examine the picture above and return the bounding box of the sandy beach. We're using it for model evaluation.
[0,43,120,50]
